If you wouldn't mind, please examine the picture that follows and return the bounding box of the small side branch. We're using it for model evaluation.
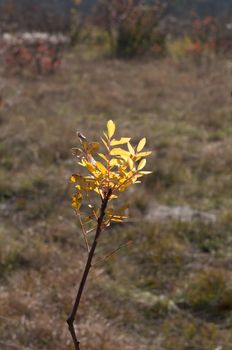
[77,212,90,252]
[92,240,133,267]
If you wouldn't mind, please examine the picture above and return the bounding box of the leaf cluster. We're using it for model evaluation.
[70,120,151,247]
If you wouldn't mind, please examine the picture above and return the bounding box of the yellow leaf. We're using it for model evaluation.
[70,174,80,183]
[112,215,127,219]
[111,137,131,146]
[110,148,129,157]
[132,176,138,183]
[96,161,107,173]
[111,215,127,222]
[110,194,118,199]
[101,137,109,150]
[137,138,146,152]
[98,153,108,161]
[109,158,119,167]
[139,171,152,174]
[138,159,146,170]
[86,162,96,174]
[128,157,134,170]
[127,142,135,156]
[136,151,152,157]
[78,159,86,167]
[107,120,115,138]
[94,187,103,197]
[72,192,82,210]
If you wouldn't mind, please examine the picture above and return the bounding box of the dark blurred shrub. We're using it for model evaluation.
[69,0,86,46]
[92,0,166,58]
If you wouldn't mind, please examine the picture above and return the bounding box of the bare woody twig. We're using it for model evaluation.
[66,189,112,350]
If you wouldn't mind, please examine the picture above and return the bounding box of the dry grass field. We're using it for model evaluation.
[0,50,232,349]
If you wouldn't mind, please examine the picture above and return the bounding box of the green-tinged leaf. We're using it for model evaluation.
[138,159,146,170]
[96,161,107,173]
[137,138,146,152]
[107,120,115,138]
[111,137,131,146]
[127,142,135,155]
[85,142,99,155]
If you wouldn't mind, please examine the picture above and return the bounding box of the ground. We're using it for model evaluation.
[0,50,232,350]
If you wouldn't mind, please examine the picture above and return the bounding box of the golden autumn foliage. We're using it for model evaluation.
[70,120,151,246]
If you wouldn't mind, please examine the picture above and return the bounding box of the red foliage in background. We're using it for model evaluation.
[1,33,68,75]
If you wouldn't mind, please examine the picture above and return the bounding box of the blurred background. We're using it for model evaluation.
[0,1,232,349]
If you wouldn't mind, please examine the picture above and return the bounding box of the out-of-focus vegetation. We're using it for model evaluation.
[0,0,231,62]
[1,32,68,75]
[0,0,232,349]
[91,0,166,58]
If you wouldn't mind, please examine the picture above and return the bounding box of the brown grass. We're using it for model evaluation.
[0,50,232,349]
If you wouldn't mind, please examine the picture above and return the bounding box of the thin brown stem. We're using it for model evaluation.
[67,189,112,350]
